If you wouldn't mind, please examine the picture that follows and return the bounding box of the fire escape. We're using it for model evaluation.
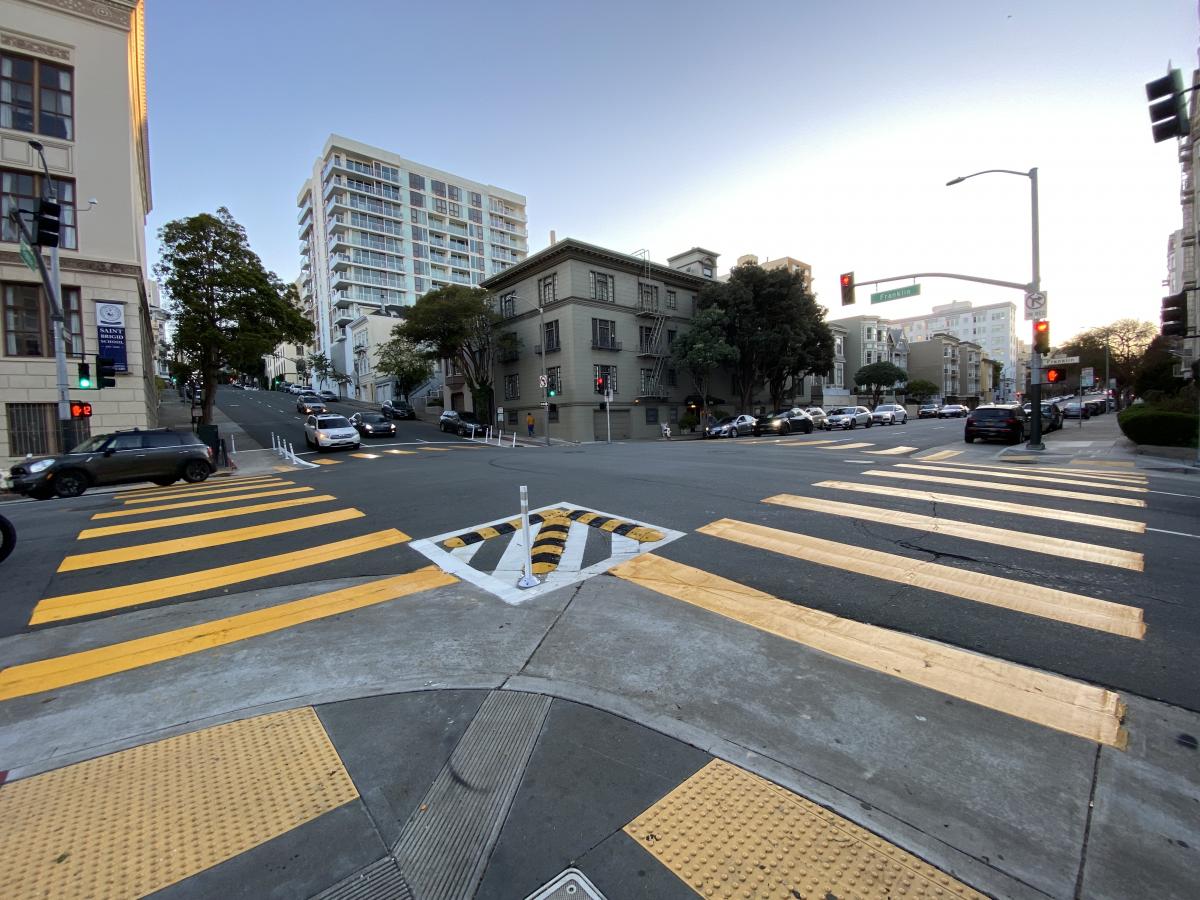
[634,252,669,401]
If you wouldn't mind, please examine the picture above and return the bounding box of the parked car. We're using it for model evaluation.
[938,404,968,418]
[917,403,941,419]
[872,404,908,425]
[349,412,396,437]
[803,407,828,427]
[382,399,416,420]
[706,414,757,438]
[752,408,814,436]
[304,414,360,451]
[822,406,873,430]
[1023,402,1063,432]
[319,390,339,403]
[964,404,1028,444]
[8,428,214,500]
[1084,399,1104,417]
[1062,402,1090,420]
[439,409,484,436]
[297,396,327,415]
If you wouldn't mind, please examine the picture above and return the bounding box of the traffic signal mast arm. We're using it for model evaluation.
[846,271,1030,294]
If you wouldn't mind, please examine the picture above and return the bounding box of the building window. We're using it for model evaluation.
[3,282,45,356]
[431,180,446,198]
[834,363,844,388]
[468,207,482,224]
[547,365,561,395]
[2,169,77,249]
[702,266,713,278]
[646,406,659,424]
[590,271,613,302]
[6,401,88,456]
[62,287,82,357]
[1,53,73,140]
[667,368,677,387]
[469,191,482,208]
[666,329,676,348]
[499,292,515,317]
[640,368,654,394]
[543,319,560,351]
[834,336,844,357]
[504,373,520,400]
[409,190,425,208]
[448,185,462,202]
[665,290,677,309]
[592,318,617,349]
[594,364,617,393]
[669,406,679,424]
[638,283,658,307]
[408,173,424,190]
[538,274,557,304]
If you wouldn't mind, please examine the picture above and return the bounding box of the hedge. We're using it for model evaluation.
[1117,405,1199,448]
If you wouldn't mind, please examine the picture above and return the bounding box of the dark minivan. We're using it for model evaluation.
[964,404,1027,444]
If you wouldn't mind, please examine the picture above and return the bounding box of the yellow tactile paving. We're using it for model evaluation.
[818,441,873,450]
[310,458,341,465]
[916,449,961,461]
[122,480,292,504]
[90,486,316,519]
[893,463,1147,494]
[863,469,1146,508]
[58,509,365,572]
[863,445,918,455]
[78,495,339,539]
[30,529,411,625]
[697,518,1145,638]
[273,465,296,472]
[625,758,988,899]
[0,708,358,900]
[0,569,457,702]
[814,481,1145,533]
[613,554,1127,746]
[764,494,1144,571]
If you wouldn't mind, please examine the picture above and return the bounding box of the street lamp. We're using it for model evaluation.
[946,167,1044,450]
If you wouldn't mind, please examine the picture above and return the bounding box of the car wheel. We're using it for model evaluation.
[182,460,211,483]
[781,423,791,436]
[848,420,856,430]
[0,513,14,564]
[964,435,975,444]
[902,415,908,424]
[54,469,88,498]
[153,477,178,487]
[865,420,872,428]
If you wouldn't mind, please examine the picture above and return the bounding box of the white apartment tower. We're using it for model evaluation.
[296,135,527,400]
[888,300,1019,399]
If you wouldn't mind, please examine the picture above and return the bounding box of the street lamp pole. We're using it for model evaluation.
[947,166,1043,450]
[538,301,549,447]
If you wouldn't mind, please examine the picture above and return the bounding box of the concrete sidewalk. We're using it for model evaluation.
[1000,409,1197,473]
[157,390,292,477]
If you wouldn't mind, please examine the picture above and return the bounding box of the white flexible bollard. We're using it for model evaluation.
[516,485,539,589]
[511,430,516,448]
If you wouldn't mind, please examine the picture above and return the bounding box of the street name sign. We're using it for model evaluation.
[1042,355,1079,366]
[870,284,920,304]
[1024,290,1047,321]
[18,238,38,273]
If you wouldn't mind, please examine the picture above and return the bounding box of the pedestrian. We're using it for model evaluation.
[526,412,535,438]
[661,422,672,440]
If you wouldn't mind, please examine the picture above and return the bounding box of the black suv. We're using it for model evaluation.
[964,404,1027,445]
[9,428,215,500]
[438,409,483,436]
[381,399,416,420]
[752,408,814,436]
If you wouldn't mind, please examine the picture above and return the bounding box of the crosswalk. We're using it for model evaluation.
[297,441,493,466]
[613,457,1155,748]
[735,434,963,461]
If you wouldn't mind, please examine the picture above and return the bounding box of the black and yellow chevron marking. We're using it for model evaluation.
[440,507,663,551]
[442,509,569,549]
[566,509,664,543]
[530,515,572,575]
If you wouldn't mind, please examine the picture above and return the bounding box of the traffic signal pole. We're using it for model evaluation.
[1027,167,1045,451]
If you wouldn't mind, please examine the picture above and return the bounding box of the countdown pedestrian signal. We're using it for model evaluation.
[70,400,93,418]
[1044,367,1066,385]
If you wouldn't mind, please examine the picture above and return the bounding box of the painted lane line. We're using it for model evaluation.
[814,480,1145,534]
[764,494,1143,571]
[892,463,1148,494]
[121,479,292,504]
[384,449,417,455]
[697,518,1144,639]
[77,495,339,539]
[862,470,1146,508]
[1,569,455,702]
[58,509,365,572]
[818,442,873,450]
[90,487,317,519]
[612,554,1127,747]
[310,458,342,465]
[863,446,919,456]
[30,529,411,625]
[1146,527,1200,539]
[915,450,962,461]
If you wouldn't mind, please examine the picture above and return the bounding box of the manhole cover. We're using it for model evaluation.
[523,868,607,900]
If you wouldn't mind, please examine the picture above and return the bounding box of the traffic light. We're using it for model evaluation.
[595,373,607,394]
[69,400,92,418]
[1146,69,1189,143]
[34,198,61,248]
[1044,367,1066,385]
[840,272,855,306]
[96,355,117,389]
[547,386,556,397]
[1033,319,1050,354]
[77,361,92,389]
[1161,291,1187,337]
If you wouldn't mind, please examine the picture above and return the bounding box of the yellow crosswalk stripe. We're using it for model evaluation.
[818,442,872,450]
[120,475,280,496]
[78,495,339,539]
[59,509,365,572]
[91,487,317,519]
[384,449,417,455]
[418,447,450,452]
[916,449,961,461]
[863,469,1145,508]
[612,554,1127,747]
[764,494,1143,571]
[697,518,1145,638]
[814,480,1145,533]
[1071,459,1134,468]
[273,465,295,472]
[863,445,918,455]
[892,463,1148,494]
[931,462,1146,483]
[310,458,341,465]
[349,453,380,459]
[122,480,293,504]
[30,529,410,625]
[0,569,456,702]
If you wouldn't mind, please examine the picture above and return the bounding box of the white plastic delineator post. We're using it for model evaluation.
[288,441,297,464]
[516,485,540,589]
[511,431,517,448]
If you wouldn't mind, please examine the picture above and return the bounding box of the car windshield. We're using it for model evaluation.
[769,410,793,419]
[71,435,110,453]
[361,414,386,423]
[830,408,856,415]
[319,417,350,428]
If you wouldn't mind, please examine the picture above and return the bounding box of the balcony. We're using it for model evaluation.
[299,212,313,238]
[297,197,312,224]
[637,342,664,357]
[533,342,561,355]
[635,299,660,316]
[331,253,351,271]
[592,338,622,351]
[499,348,520,363]
[334,309,354,327]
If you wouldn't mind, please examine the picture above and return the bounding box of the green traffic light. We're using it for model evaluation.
[80,376,92,388]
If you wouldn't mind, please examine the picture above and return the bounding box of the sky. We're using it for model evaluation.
[144,0,1196,343]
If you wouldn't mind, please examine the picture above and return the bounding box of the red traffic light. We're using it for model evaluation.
[70,401,93,418]
[1034,320,1048,334]
[839,272,855,306]
[1044,367,1066,384]
[1033,319,1050,354]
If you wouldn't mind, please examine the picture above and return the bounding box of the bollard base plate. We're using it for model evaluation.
[517,574,541,589]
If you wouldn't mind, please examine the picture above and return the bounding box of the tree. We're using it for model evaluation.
[1058,319,1157,400]
[1132,335,1185,399]
[396,285,500,420]
[905,378,939,403]
[293,357,309,382]
[672,307,738,424]
[306,352,333,391]
[853,361,907,408]
[698,264,835,410]
[375,328,435,399]
[156,207,312,424]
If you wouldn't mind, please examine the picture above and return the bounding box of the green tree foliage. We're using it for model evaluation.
[396,285,499,419]
[156,208,312,424]
[853,361,908,408]
[375,328,435,399]
[1132,335,1185,399]
[1057,319,1157,399]
[671,307,738,423]
[905,378,940,403]
[306,352,333,390]
[697,264,835,410]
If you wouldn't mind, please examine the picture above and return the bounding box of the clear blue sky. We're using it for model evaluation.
[145,0,1196,340]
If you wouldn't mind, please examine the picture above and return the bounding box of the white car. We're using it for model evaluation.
[804,407,827,427]
[872,404,908,425]
[304,414,360,451]
[822,406,873,430]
